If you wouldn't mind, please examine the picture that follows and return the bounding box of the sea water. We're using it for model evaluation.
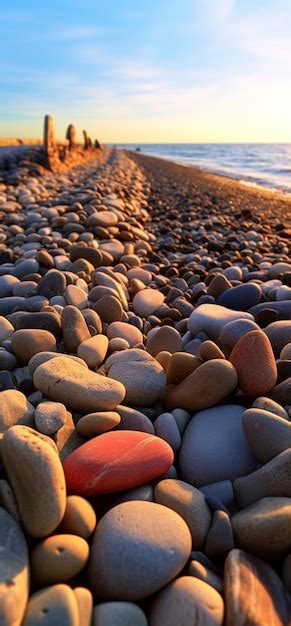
[113,143,291,193]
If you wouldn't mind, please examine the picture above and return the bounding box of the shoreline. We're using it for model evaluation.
[122,147,291,199]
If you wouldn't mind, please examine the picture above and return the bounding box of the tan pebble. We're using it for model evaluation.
[199,340,225,361]
[205,511,234,558]
[207,274,232,298]
[166,359,238,411]
[0,389,35,433]
[108,337,129,352]
[105,348,166,405]
[224,549,290,626]
[77,334,109,368]
[33,356,125,412]
[0,508,29,626]
[59,495,97,538]
[231,497,291,558]
[166,352,201,384]
[2,425,66,537]
[133,288,164,317]
[74,587,93,626]
[94,295,124,324]
[61,305,91,353]
[155,350,171,371]
[149,576,224,626]
[93,602,147,626]
[28,351,88,376]
[188,560,223,594]
[65,284,88,309]
[22,584,79,626]
[11,329,57,363]
[31,534,89,585]
[154,479,211,548]
[107,321,143,347]
[76,411,120,437]
[252,396,289,420]
[53,422,83,460]
[129,278,146,294]
[146,325,182,357]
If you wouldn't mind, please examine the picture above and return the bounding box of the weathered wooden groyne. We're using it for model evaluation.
[0,114,102,176]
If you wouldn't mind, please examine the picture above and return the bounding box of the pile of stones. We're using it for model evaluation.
[0,147,290,625]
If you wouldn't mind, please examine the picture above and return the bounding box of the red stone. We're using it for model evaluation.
[63,430,174,495]
[230,330,277,396]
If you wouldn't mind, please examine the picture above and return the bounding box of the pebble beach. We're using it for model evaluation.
[0,145,290,625]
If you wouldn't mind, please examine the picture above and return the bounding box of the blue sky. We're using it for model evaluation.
[1,0,291,142]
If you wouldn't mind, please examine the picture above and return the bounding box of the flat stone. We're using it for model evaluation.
[230,330,277,396]
[11,328,57,363]
[94,295,123,324]
[65,284,88,310]
[28,351,88,375]
[133,288,164,317]
[218,283,261,310]
[0,389,34,432]
[242,408,291,463]
[88,210,118,227]
[165,359,238,411]
[22,584,79,626]
[231,497,291,559]
[33,356,125,412]
[105,348,166,405]
[234,449,291,508]
[2,425,66,537]
[76,411,121,437]
[63,430,173,495]
[89,501,192,600]
[154,478,211,548]
[252,396,289,419]
[187,304,253,339]
[9,311,61,335]
[115,405,155,434]
[224,549,290,626]
[107,321,143,347]
[180,405,257,487]
[149,576,224,626]
[0,508,29,626]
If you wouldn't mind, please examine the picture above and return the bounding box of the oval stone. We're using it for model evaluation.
[63,430,174,495]
[22,584,79,626]
[230,330,277,396]
[179,405,257,487]
[33,356,125,412]
[149,576,224,626]
[0,508,29,626]
[2,425,66,537]
[88,501,192,600]
[31,534,89,585]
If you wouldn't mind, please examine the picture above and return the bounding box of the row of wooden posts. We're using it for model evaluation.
[43,115,101,155]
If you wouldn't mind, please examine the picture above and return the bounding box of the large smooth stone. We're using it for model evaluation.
[154,478,211,548]
[165,359,238,411]
[224,549,290,626]
[149,576,224,626]
[22,584,79,626]
[61,305,91,353]
[187,304,253,339]
[92,602,147,626]
[179,405,257,487]
[0,389,34,433]
[11,329,57,363]
[217,283,261,310]
[63,430,173,495]
[242,408,291,463]
[146,326,182,356]
[133,288,164,317]
[230,330,277,396]
[107,321,143,347]
[2,425,66,537]
[33,356,125,412]
[231,497,291,559]
[88,501,192,600]
[0,508,29,626]
[234,449,291,508]
[105,349,166,405]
